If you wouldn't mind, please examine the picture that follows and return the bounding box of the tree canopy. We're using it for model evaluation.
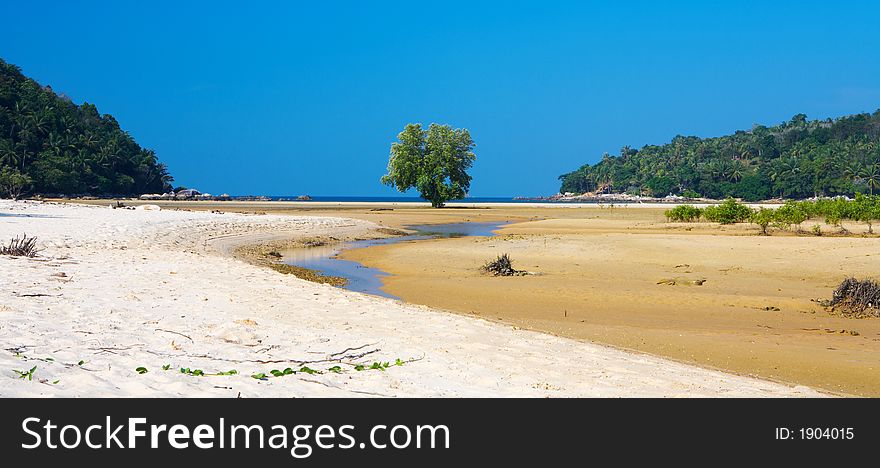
[381,123,476,207]
[0,58,173,198]
[558,111,880,201]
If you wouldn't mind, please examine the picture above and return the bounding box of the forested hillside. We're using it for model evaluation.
[0,58,172,198]
[558,111,880,201]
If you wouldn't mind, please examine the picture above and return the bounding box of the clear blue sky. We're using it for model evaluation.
[2,1,879,196]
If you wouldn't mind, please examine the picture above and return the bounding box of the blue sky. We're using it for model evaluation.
[2,1,879,196]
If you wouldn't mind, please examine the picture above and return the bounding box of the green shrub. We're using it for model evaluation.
[851,194,880,234]
[750,208,776,235]
[743,196,880,235]
[795,200,819,219]
[773,202,808,231]
[703,198,753,224]
[664,204,703,222]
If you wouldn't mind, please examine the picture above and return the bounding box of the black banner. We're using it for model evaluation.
[1,398,875,464]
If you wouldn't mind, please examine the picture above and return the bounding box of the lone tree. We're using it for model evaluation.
[381,123,476,208]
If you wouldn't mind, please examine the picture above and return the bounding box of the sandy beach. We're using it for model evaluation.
[340,205,880,396]
[0,200,825,397]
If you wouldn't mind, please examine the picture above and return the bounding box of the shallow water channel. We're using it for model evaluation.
[282,221,507,299]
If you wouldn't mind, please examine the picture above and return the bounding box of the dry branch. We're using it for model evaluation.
[826,277,880,317]
[481,253,526,276]
[1,234,39,257]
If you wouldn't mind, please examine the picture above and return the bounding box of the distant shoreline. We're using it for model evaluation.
[30,193,844,206]
[50,197,787,211]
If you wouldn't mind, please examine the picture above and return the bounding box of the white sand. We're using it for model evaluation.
[0,200,824,397]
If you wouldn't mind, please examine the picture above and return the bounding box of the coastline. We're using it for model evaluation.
[0,200,825,397]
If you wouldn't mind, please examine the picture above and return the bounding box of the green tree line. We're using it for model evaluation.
[0,58,173,198]
[559,112,880,201]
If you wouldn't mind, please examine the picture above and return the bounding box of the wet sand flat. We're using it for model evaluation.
[340,210,880,396]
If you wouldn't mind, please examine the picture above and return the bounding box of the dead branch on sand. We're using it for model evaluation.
[1,234,39,257]
[825,277,880,317]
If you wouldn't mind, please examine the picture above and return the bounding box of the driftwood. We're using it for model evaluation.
[154,328,194,342]
[153,347,383,366]
[826,277,880,317]
[481,253,526,276]
[1,234,39,257]
[329,342,379,357]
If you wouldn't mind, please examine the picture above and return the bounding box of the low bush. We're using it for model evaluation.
[665,196,880,235]
[664,204,702,222]
[772,202,809,231]
[703,198,753,224]
[750,208,776,235]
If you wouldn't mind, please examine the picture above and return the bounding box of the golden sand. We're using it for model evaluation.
[68,200,880,395]
[337,206,880,397]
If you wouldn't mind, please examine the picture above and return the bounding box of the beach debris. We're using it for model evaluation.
[823,277,880,317]
[481,253,527,276]
[155,328,194,342]
[657,278,706,286]
[1,234,39,257]
[822,328,860,336]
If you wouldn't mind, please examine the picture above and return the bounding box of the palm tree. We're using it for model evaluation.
[46,132,63,156]
[863,164,880,196]
[730,161,745,182]
[844,161,865,182]
[29,111,50,135]
[0,140,19,167]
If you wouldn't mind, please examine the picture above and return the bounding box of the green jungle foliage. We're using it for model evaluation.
[0,58,173,198]
[560,112,880,201]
